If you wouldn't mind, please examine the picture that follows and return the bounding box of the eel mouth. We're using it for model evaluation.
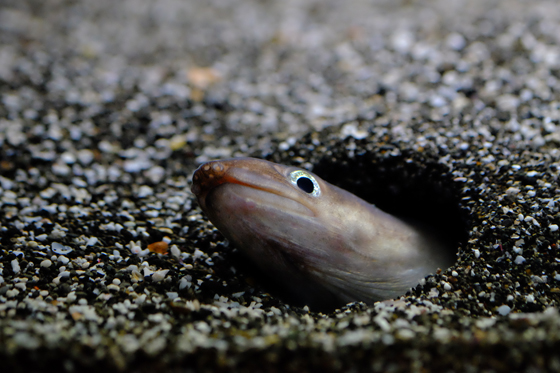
[207,183,315,219]
[191,158,316,217]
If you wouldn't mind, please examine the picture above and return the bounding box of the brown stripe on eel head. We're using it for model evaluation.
[191,157,454,310]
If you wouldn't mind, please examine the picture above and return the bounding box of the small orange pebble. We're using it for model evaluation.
[71,312,83,321]
[187,67,222,102]
[148,241,169,254]
[1,160,14,171]
[187,67,221,89]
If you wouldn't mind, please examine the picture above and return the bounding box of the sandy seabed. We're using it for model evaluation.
[1,0,560,371]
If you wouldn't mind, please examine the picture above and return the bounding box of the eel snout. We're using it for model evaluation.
[191,160,227,196]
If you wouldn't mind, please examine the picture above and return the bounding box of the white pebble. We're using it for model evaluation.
[137,185,153,198]
[446,33,466,50]
[145,166,165,184]
[152,269,169,282]
[60,152,76,164]
[496,305,511,316]
[179,277,192,290]
[170,245,181,259]
[36,234,48,242]
[52,242,73,255]
[11,259,20,274]
[505,187,520,197]
[166,292,179,299]
[514,255,526,265]
[428,288,439,298]
[67,292,77,302]
[128,241,150,256]
[86,237,99,246]
[107,284,120,292]
[40,259,53,268]
[77,149,94,165]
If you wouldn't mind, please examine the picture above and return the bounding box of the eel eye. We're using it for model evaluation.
[289,170,321,197]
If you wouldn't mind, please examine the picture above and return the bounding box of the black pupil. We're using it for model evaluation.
[296,177,314,193]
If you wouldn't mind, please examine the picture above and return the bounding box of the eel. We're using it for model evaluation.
[191,157,453,309]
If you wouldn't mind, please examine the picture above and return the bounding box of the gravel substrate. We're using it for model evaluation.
[2,0,560,371]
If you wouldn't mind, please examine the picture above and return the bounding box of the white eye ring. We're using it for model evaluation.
[289,170,321,197]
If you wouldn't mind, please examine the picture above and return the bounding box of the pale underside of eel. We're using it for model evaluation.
[191,157,454,309]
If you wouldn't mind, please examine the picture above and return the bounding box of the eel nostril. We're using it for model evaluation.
[212,162,224,173]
